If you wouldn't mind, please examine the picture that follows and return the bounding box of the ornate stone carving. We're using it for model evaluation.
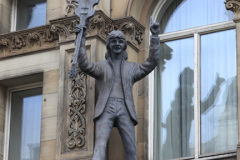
[225,0,240,13]
[27,32,43,48]
[0,39,12,55]
[87,12,145,48]
[0,26,61,58]
[89,15,105,30]
[68,68,87,149]
[51,24,70,39]
[69,19,80,34]
[12,35,26,49]
[66,0,79,16]
[119,22,135,34]
[43,29,58,42]
[135,30,143,44]
[0,11,145,58]
[0,39,11,49]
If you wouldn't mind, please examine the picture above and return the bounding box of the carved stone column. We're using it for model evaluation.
[225,1,240,159]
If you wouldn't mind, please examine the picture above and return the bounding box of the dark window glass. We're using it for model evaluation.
[9,87,42,160]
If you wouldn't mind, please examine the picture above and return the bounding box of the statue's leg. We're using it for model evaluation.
[116,100,137,160]
[92,99,116,160]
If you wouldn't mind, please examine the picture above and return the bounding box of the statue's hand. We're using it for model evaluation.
[150,16,160,36]
[215,73,225,86]
[75,24,88,38]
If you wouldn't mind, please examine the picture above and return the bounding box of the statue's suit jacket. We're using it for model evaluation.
[78,35,160,126]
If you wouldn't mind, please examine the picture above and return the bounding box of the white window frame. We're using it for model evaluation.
[3,82,43,160]
[149,1,238,160]
[11,0,18,32]
[10,0,47,31]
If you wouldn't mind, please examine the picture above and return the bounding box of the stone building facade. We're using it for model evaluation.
[0,0,239,160]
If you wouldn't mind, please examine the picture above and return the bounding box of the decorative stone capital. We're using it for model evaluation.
[50,11,145,51]
[0,26,58,58]
[225,0,240,14]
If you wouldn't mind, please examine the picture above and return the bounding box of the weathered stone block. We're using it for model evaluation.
[41,116,57,141]
[42,93,58,118]
[40,140,56,160]
[43,70,59,95]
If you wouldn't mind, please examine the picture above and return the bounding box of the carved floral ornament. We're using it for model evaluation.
[68,68,87,149]
[0,11,144,58]
[88,14,144,45]
[66,0,79,16]
[225,0,240,13]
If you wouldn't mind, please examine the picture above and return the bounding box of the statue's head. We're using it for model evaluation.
[105,30,128,60]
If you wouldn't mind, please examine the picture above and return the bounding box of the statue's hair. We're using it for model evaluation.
[105,30,128,60]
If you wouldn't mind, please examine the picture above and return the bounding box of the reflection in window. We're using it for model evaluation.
[201,29,237,155]
[16,0,46,30]
[8,88,42,160]
[158,0,234,34]
[154,38,194,160]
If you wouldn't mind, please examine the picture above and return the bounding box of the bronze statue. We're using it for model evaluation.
[75,17,160,160]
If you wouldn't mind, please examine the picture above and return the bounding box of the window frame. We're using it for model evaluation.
[11,0,47,31]
[11,0,18,32]
[149,2,238,160]
[3,82,43,160]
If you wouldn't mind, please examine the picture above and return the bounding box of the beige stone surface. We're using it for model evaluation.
[0,50,59,81]
[0,0,11,9]
[0,85,6,109]
[43,70,59,95]
[40,140,56,160]
[46,8,62,24]
[0,5,11,26]
[47,0,61,10]
[111,0,128,19]
[0,131,3,155]
[42,93,58,118]
[0,86,5,133]
[137,142,144,160]
[95,0,111,17]
[0,108,4,133]
[137,118,144,143]
[0,23,10,34]
[129,0,145,21]
[41,116,57,142]
[108,128,125,160]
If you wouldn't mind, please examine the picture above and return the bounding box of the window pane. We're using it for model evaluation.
[16,0,46,30]
[158,0,234,34]
[154,38,194,160]
[9,87,42,160]
[200,29,237,155]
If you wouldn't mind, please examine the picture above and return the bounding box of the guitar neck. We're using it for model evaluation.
[72,15,87,65]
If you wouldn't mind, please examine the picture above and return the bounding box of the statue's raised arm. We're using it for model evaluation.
[133,16,160,82]
[69,0,100,78]
[75,24,102,79]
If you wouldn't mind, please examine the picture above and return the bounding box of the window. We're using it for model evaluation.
[11,0,47,31]
[152,0,237,160]
[3,83,42,160]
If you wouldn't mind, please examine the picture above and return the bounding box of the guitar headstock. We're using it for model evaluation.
[75,0,100,21]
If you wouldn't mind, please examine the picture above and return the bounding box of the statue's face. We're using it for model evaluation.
[109,37,125,56]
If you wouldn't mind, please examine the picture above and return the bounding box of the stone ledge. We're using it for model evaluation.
[0,10,145,59]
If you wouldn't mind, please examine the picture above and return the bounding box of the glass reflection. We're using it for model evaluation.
[154,38,194,160]
[200,29,237,155]
[17,0,46,30]
[9,88,42,160]
[158,0,234,34]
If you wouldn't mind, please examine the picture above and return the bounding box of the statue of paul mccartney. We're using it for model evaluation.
[75,16,160,160]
